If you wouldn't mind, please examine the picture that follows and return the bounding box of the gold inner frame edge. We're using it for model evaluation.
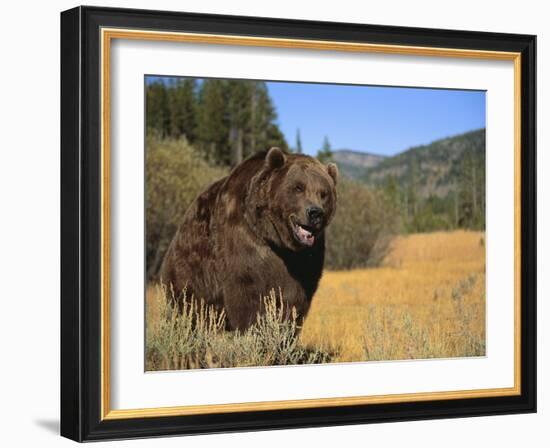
[100,27,522,420]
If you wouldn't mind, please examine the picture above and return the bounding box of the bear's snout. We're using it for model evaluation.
[307,206,325,228]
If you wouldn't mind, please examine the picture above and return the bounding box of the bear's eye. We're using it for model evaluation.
[294,184,304,193]
[320,190,328,200]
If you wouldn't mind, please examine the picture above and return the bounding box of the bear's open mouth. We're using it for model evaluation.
[290,215,315,247]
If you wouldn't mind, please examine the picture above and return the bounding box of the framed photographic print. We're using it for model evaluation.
[60,6,536,442]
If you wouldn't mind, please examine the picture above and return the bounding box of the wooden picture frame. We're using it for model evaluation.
[61,5,536,441]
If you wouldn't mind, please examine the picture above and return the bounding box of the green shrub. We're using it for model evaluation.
[146,286,333,370]
[325,179,400,270]
[145,136,228,280]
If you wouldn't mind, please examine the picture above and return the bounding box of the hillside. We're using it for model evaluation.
[365,128,485,198]
[331,149,386,180]
[332,129,485,199]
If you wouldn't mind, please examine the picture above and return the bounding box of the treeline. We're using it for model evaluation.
[380,145,486,233]
[146,78,289,166]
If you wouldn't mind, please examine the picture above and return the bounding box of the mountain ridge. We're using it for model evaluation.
[332,128,486,199]
[331,149,387,180]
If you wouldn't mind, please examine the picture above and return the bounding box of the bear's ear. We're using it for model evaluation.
[326,162,339,185]
[265,147,286,170]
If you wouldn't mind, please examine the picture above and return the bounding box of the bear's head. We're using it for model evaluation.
[247,147,338,251]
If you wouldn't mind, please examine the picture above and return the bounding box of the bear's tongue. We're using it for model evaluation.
[296,224,315,246]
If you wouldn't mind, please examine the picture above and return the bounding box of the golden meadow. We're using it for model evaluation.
[146,230,485,370]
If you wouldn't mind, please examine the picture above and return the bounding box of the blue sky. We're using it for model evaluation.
[266,82,485,157]
[146,76,485,157]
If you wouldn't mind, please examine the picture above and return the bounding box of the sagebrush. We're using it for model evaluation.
[146,286,333,370]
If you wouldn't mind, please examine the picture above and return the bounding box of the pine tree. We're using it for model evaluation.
[168,78,197,141]
[248,82,258,155]
[383,175,401,211]
[196,79,228,164]
[266,124,289,152]
[458,148,475,228]
[227,80,253,166]
[146,82,170,137]
[317,136,333,163]
[456,146,485,229]
[405,159,419,229]
[251,83,288,154]
[295,129,303,154]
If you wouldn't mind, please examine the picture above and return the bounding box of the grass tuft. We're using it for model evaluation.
[146,286,333,370]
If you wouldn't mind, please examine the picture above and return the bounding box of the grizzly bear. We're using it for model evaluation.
[160,147,338,330]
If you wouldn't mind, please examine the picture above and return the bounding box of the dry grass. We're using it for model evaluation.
[145,230,486,369]
[300,230,486,362]
[146,287,331,370]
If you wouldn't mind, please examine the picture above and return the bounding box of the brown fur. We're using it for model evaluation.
[160,148,338,330]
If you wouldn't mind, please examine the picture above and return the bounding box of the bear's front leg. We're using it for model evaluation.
[222,281,266,331]
[222,277,308,331]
